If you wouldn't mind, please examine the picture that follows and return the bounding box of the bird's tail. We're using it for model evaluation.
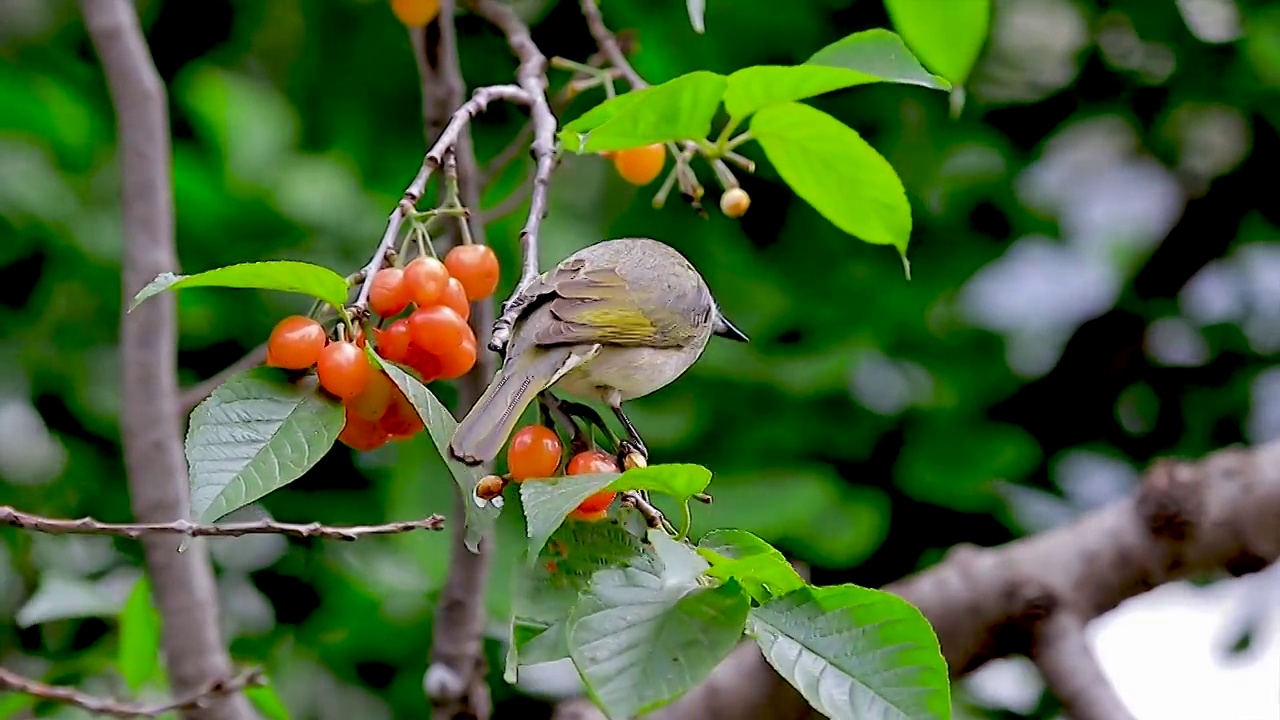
[449,347,573,466]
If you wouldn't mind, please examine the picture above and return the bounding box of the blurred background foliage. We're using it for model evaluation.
[2,0,1279,717]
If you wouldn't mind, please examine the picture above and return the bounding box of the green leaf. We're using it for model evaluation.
[245,683,292,720]
[748,584,951,720]
[129,260,350,311]
[186,368,345,523]
[751,102,912,256]
[697,529,805,603]
[885,0,990,85]
[723,30,948,119]
[374,354,500,552]
[117,577,162,692]
[507,521,648,680]
[519,463,713,559]
[686,0,705,33]
[560,71,728,152]
[567,533,751,720]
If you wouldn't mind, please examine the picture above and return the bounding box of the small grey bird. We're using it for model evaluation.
[449,237,747,466]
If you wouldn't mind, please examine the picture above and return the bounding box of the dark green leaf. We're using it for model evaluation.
[687,0,705,33]
[723,30,948,119]
[560,71,728,152]
[567,533,751,720]
[884,0,990,85]
[129,260,349,311]
[117,577,162,692]
[506,522,647,680]
[245,683,292,720]
[697,529,804,603]
[748,584,951,720]
[186,368,344,523]
[519,463,713,559]
[751,102,912,256]
[374,354,500,551]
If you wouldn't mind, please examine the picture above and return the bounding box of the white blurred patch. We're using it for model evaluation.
[1246,366,1280,444]
[1145,316,1210,367]
[1181,242,1280,354]
[1176,0,1244,43]
[1165,103,1250,188]
[218,573,276,640]
[972,0,1090,104]
[848,350,935,416]
[206,504,289,573]
[964,656,1044,714]
[0,396,67,486]
[1055,449,1138,511]
[1097,12,1178,84]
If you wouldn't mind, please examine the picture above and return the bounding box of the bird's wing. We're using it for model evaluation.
[526,264,702,348]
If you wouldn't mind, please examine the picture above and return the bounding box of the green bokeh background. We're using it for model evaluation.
[3,0,1278,718]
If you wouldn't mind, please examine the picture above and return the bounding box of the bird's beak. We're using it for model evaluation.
[713,314,749,342]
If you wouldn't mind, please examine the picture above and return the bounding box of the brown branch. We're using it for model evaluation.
[79,2,254,718]
[579,0,647,89]
[178,344,266,414]
[0,667,265,719]
[0,506,444,540]
[412,4,501,719]
[1029,608,1136,720]
[470,0,558,357]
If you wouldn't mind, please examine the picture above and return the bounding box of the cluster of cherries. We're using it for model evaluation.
[264,243,500,452]
[507,425,620,521]
[603,143,751,218]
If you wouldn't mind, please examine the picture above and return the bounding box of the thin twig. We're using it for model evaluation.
[1030,609,1137,720]
[470,0,558,357]
[79,2,254,718]
[178,344,266,414]
[0,667,265,719]
[479,179,532,224]
[0,506,444,541]
[579,0,646,89]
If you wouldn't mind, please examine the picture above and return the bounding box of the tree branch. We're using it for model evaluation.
[0,667,265,719]
[1028,607,1136,720]
[469,0,557,357]
[79,2,254,718]
[412,4,501,719]
[0,506,444,540]
[178,344,267,415]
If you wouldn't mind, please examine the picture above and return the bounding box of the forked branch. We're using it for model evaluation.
[0,667,265,720]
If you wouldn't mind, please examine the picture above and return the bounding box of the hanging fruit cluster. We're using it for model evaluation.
[506,425,620,521]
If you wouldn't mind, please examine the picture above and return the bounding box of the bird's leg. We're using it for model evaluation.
[604,389,648,470]
[540,392,610,455]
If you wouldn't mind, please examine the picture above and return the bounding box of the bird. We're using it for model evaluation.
[448,236,747,466]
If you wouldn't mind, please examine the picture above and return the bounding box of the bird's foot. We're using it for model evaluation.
[617,438,648,471]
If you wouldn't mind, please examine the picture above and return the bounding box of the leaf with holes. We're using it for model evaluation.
[560,71,728,152]
[748,584,951,720]
[697,529,805,603]
[567,533,751,719]
[751,102,912,260]
[130,260,350,311]
[186,368,344,523]
[374,353,499,551]
[520,463,713,559]
[117,577,162,692]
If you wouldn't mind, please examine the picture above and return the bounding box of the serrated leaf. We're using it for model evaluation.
[885,0,990,86]
[186,368,345,523]
[374,354,499,552]
[519,463,713,559]
[751,102,912,257]
[723,30,948,119]
[566,533,750,720]
[748,584,951,720]
[117,577,162,692]
[560,71,728,152]
[245,683,291,720]
[697,529,805,603]
[129,260,349,311]
[507,522,647,680]
[686,0,705,33]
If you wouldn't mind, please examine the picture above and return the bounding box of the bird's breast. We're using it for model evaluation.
[554,344,707,401]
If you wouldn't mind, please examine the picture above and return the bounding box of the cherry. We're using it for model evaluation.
[440,277,471,321]
[390,0,440,28]
[404,344,442,383]
[374,319,412,364]
[403,257,450,307]
[566,450,621,475]
[612,144,665,186]
[349,369,395,421]
[380,385,424,437]
[507,425,563,481]
[316,341,372,400]
[266,316,327,370]
[408,305,468,355]
[444,244,500,301]
[339,410,391,451]
[720,187,750,218]
[368,267,411,318]
[436,336,476,380]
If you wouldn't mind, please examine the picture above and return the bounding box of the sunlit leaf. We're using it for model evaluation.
[245,683,292,720]
[519,463,713,559]
[748,584,951,720]
[560,71,728,152]
[129,260,349,311]
[567,532,751,719]
[697,529,805,603]
[723,30,948,119]
[186,368,344,523]
[374,354,500,551]
[117,576,162,692]
[884,0,990,85]
[751,102,912,257]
